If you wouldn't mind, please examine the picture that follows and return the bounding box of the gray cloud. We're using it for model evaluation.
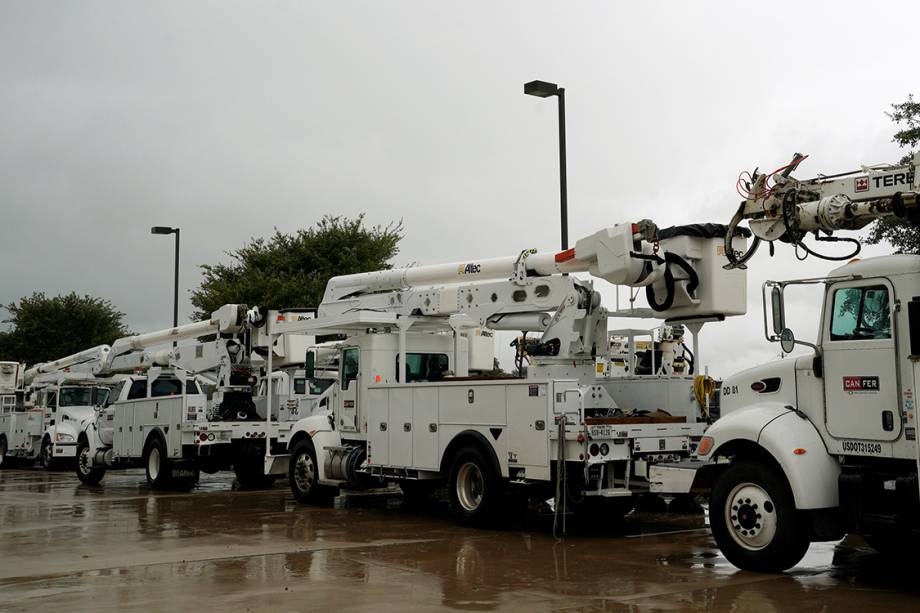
[1,1,914,375]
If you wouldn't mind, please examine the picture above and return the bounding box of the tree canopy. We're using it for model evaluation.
[190,215,403,320]
[866,94,920,253]
[0,292,132,366]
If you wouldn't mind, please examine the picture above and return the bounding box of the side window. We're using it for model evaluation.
[293,378,307,395]
[47,392,57,411]
[830,285,891,341]
[186,380,201,395]
[106,381,124,406]
[341,348,359,391]
[151,379,183,397]
[396,353,450,382]
[127,380,147,400]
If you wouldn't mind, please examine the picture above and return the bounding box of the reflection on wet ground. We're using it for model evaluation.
[1,468,918,612]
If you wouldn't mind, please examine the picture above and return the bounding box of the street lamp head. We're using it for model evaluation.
[151,226,177,235]
[524,80,559,98]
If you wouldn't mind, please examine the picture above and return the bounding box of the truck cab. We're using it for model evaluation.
[683,254,920,572]
[31,374,111,469]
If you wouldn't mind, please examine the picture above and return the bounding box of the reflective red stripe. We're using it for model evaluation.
[555,248,575,263]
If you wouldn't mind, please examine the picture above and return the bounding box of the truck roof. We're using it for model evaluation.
[828,254,920,279]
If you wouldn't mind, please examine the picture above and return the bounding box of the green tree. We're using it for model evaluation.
[0,292,132,366]
[866,94,920,253]
[190,215,403,320]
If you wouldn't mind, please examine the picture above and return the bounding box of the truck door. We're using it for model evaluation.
[823,280,900,441]
[339,347,359,432]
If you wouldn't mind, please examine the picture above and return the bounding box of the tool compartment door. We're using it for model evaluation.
[113,402,135,457]
[366,387,389,466]
[412,387,439,470]
[505,382,550,480]
[388,387,413,468]
[823,280,900,441]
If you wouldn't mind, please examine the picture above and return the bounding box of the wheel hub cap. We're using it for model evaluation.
[149,448,160,480]
[294,454,315,493]
[456,462,484,512]
[725,482,777,551]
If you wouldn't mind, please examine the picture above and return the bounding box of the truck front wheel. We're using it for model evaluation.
[710,460,810,572]
[447,445,505,527]
[75,441,106,486]
[40,437,59,471]
[288,438,331,504]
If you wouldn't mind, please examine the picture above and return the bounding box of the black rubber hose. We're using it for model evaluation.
[645,252,700,313]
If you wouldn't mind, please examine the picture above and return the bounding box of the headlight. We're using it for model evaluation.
[55,432,75,443]
[697,436,714,457]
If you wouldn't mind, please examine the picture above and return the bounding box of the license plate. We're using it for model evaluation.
[588,425,613,439]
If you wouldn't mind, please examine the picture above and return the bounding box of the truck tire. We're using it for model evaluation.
[710,460,810,572]
[234,456,274,489]
[75,440,106,486]
[0,436,10,469]
[288,438,331,504]
[144,436,174,490]
[40,437,60,471]
[447,445,506,527]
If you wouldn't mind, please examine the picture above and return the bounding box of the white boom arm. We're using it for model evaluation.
[324,221,660,302]
[724,152,920,268]
[23,345,111,385]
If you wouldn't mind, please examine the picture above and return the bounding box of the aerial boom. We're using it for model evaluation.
[725,152,920,268]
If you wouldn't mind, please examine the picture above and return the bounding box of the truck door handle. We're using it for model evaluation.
[882,410,894,432]
[403,422,412,432]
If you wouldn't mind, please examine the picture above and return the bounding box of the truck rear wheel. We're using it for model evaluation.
[289,438,331,504]
[0,436,10,469]
[75,441,106,486]
[144,436,174,489]
[710,460,810,572]
[447,445,505,526]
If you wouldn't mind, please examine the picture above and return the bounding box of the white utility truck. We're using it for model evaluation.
[0,361,26,467]
[0,349,112,468]
[255,220,748,526]
[29,372,112,469]
[651,153,920,571]
[75,306,325,489]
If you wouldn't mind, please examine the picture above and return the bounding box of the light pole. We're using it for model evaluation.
[524,79,568,251]
[150,226,180,333]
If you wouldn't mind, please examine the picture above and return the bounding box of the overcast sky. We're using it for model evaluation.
[0,1,915,376]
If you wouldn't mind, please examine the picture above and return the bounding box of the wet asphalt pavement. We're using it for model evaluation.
[1,468,919,612]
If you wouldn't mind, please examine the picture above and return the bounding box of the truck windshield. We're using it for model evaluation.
[59,387,94,407]
[309,378,334,395]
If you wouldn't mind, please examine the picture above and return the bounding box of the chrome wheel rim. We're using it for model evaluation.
[148,447,161,481]
[78,446,92,476]
[725,482,777,551]
[456,462,484,512]
[293,452,315,494]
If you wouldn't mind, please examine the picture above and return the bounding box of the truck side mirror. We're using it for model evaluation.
[771,286,785,336]
[305,351,315,381]
[780,328,796,354]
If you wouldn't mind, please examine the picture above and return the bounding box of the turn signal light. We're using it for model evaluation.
[793,448,807,455]
[697,436,714,457]
[589,443,600,456]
